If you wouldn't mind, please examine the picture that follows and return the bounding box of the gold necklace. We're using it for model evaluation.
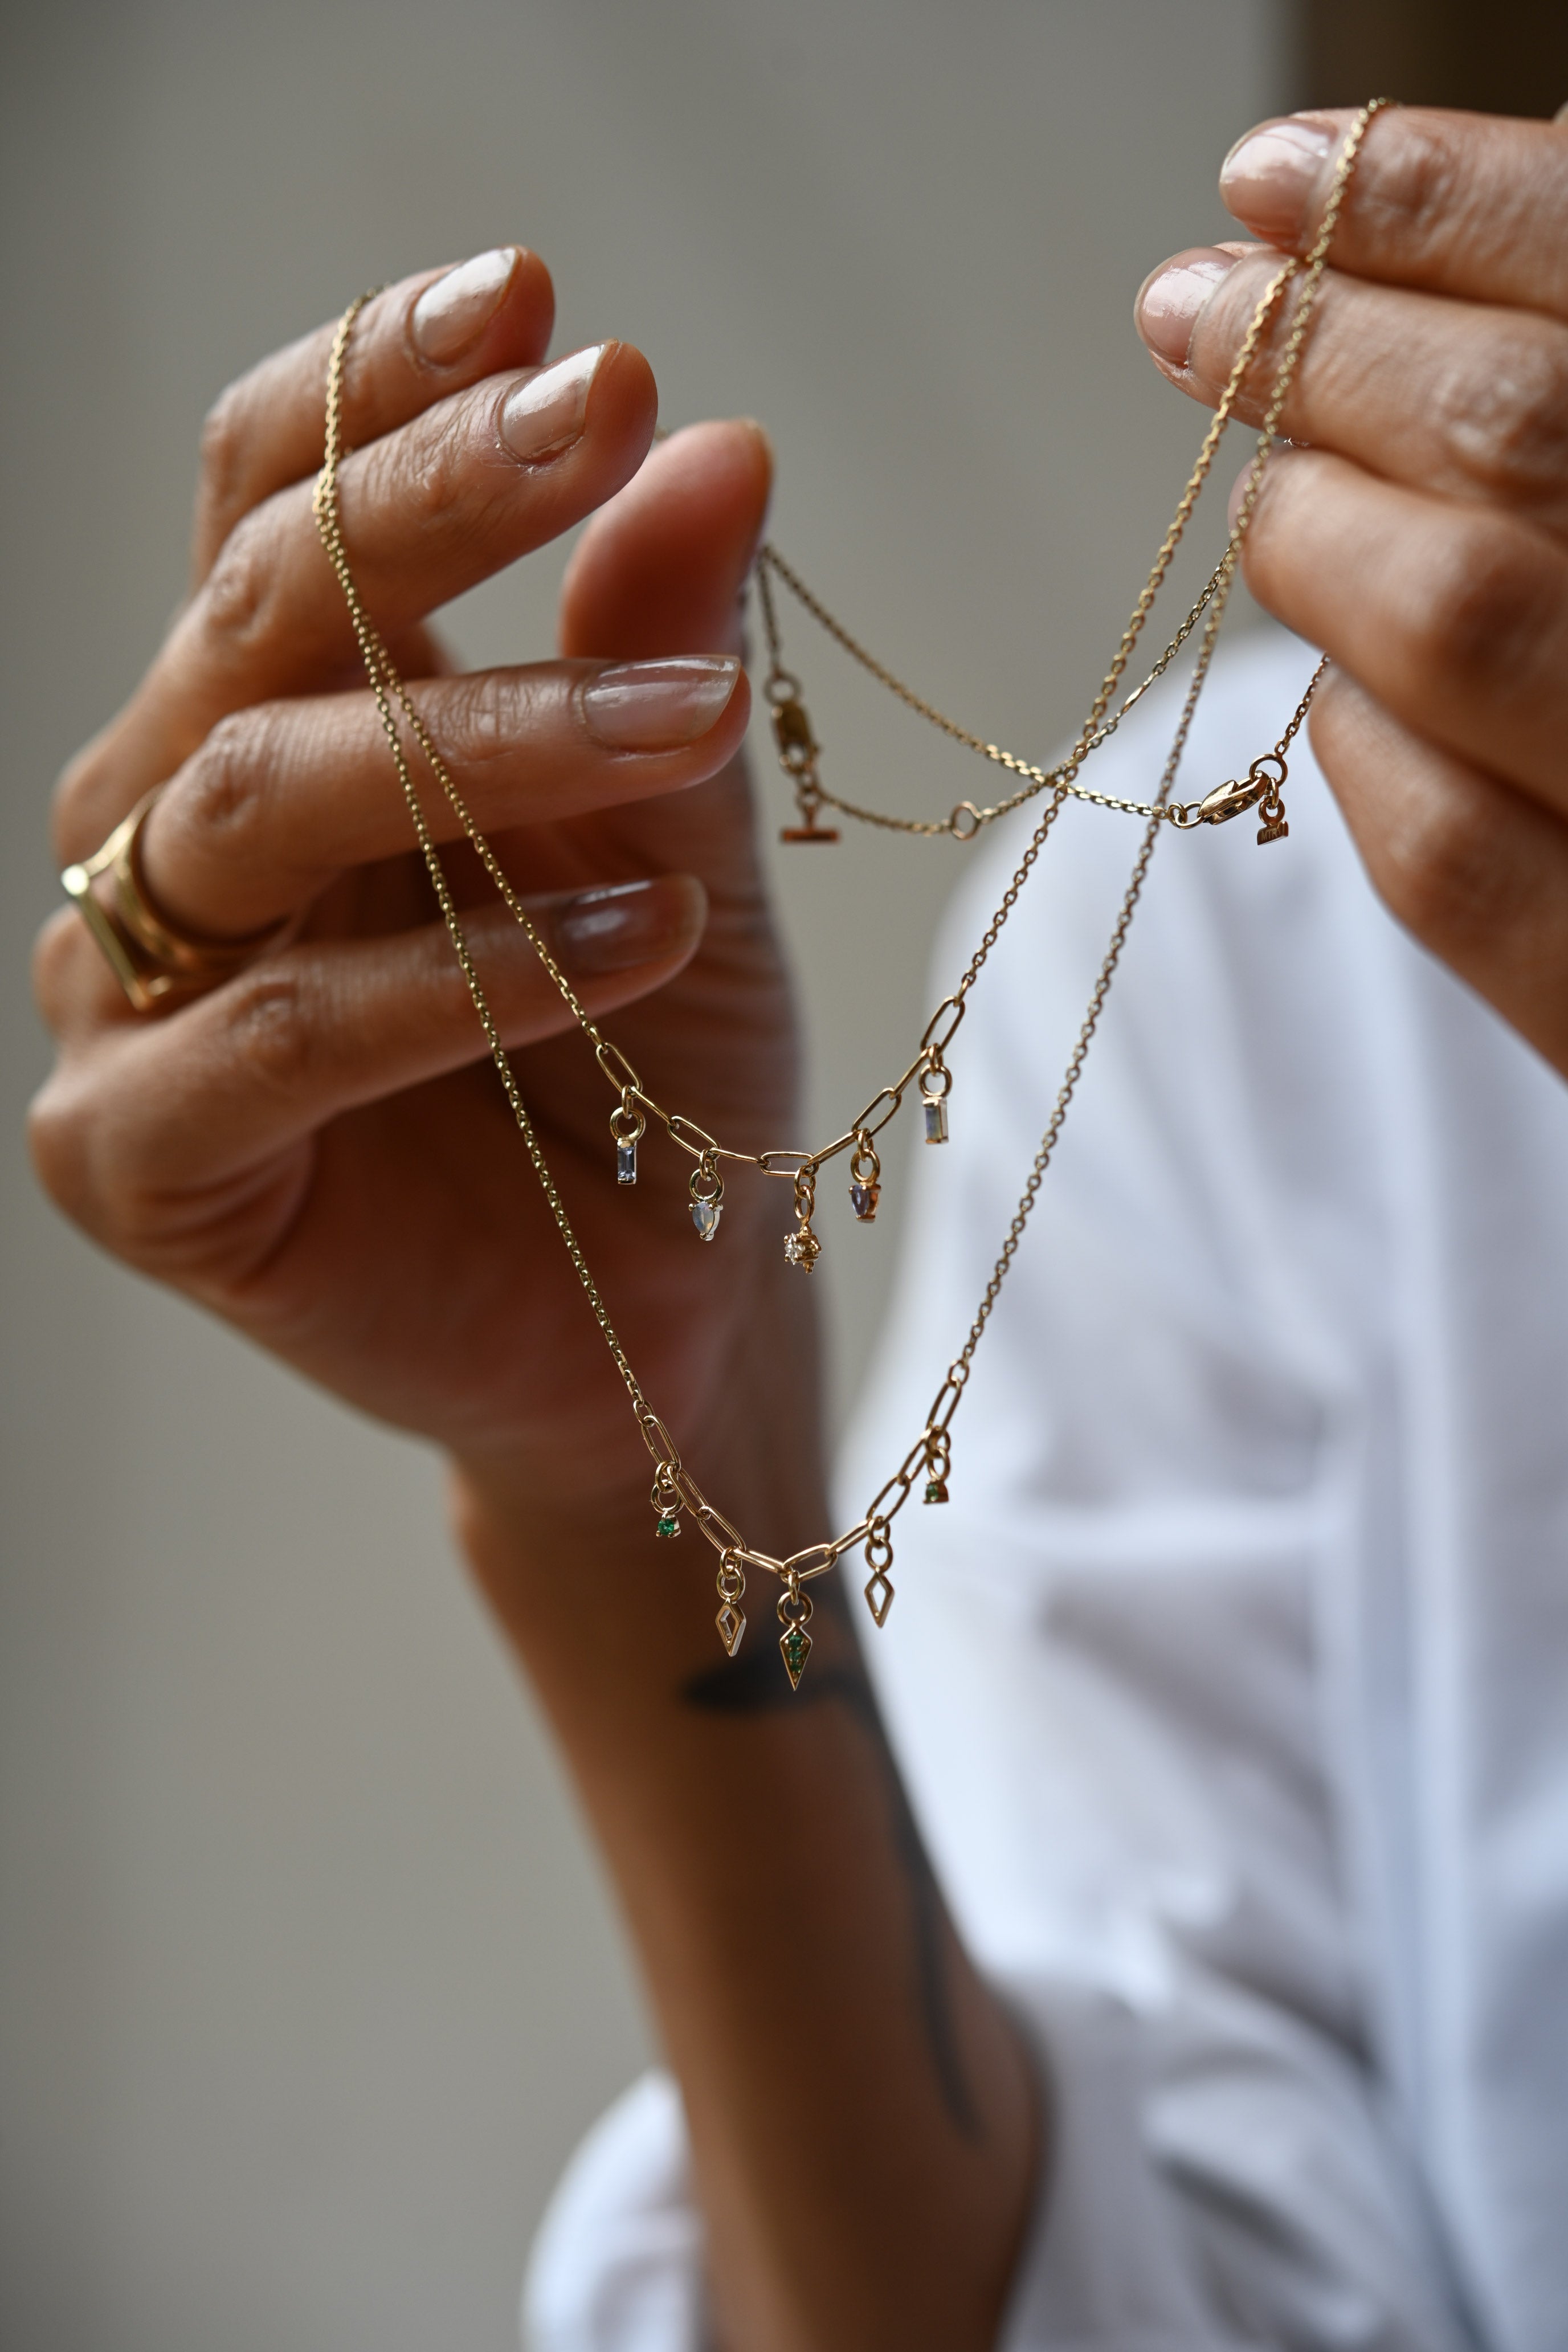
[313,101,1387,1689]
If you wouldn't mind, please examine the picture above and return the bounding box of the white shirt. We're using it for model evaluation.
[523,631,1568,2352]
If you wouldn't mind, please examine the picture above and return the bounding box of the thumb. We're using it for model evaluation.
[558,419,772,660]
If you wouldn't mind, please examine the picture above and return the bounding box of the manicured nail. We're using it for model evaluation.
[1137,251,1236,369]
[411,248,520,364]
[500,345,607,463]
[1220,116,1336,238]
[553,877,698,975]
[581,656,741,750]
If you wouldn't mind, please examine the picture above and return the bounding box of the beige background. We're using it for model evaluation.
[1,4,1283,2345]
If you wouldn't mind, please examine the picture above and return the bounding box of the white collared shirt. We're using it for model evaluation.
[524,631,1568,2352]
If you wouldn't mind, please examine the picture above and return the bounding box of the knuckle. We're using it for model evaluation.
[198,377,252,518]
[1400,525,1557,699]
[222,964,320,1100]
[1440,332,1568,503]
[200,505,279,655]
[178,707,272,847]
[1366,115,1465,264]
[374,399,475,548]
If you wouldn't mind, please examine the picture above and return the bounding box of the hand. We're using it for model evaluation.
[1136,104,1568,1080]
[30,248,811,1525]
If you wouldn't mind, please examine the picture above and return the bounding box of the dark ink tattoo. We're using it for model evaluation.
[681,1572,981,2137]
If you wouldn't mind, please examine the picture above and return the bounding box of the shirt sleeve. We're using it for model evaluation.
[523,636,1481,2352]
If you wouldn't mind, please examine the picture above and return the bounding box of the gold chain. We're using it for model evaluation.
[311,100,1387,1660]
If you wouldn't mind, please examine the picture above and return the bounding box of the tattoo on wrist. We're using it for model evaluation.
[681,1573,980,2137]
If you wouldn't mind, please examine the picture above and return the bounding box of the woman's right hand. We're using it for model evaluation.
[28,247,815,1533]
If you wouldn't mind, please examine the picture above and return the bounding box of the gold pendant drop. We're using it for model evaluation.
[849,1130,881,1223]
[689,1154,724,1242]
[777,1571,814,1690]
[921,1056,951,1145]
[714,1551,747,1657]
[922,1426,952,1505]
[651,1467,683,1541]
[784,1164,822,1271]
[611,1089,645,1186]
[863,1519,895,1627]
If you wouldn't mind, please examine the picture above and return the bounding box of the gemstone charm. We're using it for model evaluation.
[651,1468,683,1543]
[781,1623,811,1686]
[777,1577,814,1692]
[922,1428,952,1505]
[848,1129,882,1223]
[689,1157,724,1241]
[785,1224,820,1271]
[923,1094,948,1144]
[611,1093,645,1187]
[691,1196,722,1242]
[785,1166,820,1271]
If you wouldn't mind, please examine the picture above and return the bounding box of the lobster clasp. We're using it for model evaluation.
[1194,771,1267,827]
[771,692,818,775]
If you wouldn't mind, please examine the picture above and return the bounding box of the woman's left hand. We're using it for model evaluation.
[1137,103,1568,1080]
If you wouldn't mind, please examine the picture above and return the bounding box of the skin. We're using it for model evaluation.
[27,102,1568,2348]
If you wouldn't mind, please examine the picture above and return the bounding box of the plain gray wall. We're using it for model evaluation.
[1,4,1284,2345]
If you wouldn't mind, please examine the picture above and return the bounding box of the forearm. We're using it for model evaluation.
[453,1267,1040,2352]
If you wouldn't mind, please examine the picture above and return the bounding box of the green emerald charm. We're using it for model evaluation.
[779,1623,812,1690]
[656,1514,680,1538]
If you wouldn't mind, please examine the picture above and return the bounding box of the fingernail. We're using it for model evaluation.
[553,877,697,975]
[580,655,740,750]
[1220,116,1336,237]
[1137,251,1236,368]
[500,345,608,463]
[411,248,520,364]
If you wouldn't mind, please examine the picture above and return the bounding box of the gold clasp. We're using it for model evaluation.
[769,674,840,844]
[1170,753,1290,844]
[1194,772,1267,826]
[770,691,816,773]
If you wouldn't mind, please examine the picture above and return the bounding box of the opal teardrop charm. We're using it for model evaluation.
[689,1156,724,1242]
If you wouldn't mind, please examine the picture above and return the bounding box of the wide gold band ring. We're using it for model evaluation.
[60,786,290,1012]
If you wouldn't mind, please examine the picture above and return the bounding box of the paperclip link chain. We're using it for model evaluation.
[311,101,1387,1604]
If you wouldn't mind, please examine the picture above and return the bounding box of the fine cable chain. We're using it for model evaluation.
[753,124,1366,848]
[311,100,1387,1644]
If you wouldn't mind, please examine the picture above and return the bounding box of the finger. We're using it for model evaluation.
[1219,107,1568,321]
[192,248,556,580]
[1311,667,1568,1077]
[562,416,773,658]
[60,339,659,851]
[84,654,748,937]
[1240,446,1568,816]
[31,873,704,1242]
[1136,243,1568,539]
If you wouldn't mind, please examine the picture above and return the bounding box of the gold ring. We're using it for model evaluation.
[60,786,290,1012]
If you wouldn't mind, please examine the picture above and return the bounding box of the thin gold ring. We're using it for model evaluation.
[60,785,291,1012]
